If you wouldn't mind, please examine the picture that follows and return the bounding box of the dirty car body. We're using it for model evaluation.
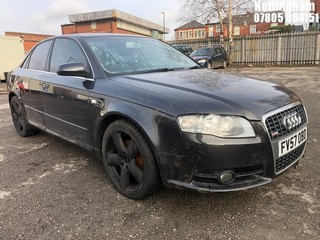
[7,34,308,199]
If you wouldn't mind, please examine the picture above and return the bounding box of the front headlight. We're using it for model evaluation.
[178,114,256,138]
[198,59,207,64]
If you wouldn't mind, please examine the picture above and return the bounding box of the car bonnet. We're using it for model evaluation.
[111,69,300,121]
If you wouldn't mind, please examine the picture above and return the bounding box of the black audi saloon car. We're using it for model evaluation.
[7,34,308,199]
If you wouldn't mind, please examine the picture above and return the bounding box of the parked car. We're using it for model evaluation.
[172,44,193,56]
[8,34,308,199]
[190,45,228,69]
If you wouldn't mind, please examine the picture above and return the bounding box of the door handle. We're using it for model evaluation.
[89,98,103,108]
[42,83,49,92]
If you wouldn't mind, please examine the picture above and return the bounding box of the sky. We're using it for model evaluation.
[0,0,182,40]
[0,0,312,40]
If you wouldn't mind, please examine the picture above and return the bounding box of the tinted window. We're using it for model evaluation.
[28,40,52,71]
[50,38,90,74]
[190,48,212,57]
[212,48,218,55]
[21,54,31,69]
[215,48,222,54]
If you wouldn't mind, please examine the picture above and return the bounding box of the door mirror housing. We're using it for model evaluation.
[57,63,89,78]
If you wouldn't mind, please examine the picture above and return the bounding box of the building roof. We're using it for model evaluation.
[206,22,220,26]
[175,20,205,31]
[5,31,53,39]
[68,9,168,33]
[232,12,255,25]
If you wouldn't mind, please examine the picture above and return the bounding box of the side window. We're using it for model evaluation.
[50,39,91,76]
[216,48,222,54]
[21,54,31,69]
[28,40,52,71]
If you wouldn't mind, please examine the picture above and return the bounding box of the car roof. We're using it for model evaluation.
[197,45,223,49]
[196,46,211,50]
[172,44,191,47]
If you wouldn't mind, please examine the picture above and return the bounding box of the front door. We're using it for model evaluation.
[41,38,94,149]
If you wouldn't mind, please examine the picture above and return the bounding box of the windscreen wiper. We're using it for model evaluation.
[137,67,185,74]
[189,65,202,69]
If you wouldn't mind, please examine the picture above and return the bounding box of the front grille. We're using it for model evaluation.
[276,142,306,173]
[265,104,307,140]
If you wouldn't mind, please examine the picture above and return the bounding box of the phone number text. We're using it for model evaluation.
[254,12,319,23]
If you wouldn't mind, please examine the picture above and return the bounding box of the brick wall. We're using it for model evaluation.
[5,32,53,53]
[61,24,77,34]
[311,0,320,13]
[61,20,148,36]
[227,21,284,37]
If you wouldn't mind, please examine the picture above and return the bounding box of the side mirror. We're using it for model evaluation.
[57,63,88,78]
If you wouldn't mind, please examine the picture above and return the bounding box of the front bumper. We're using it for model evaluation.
[156,103,308,192]
[168,177,272,193]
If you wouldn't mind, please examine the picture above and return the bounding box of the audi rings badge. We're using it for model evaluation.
[282,112,302,131]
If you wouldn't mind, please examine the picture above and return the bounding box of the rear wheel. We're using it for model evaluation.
[10,96,38,137]
[222,60,227,69]
[102,120,161,199]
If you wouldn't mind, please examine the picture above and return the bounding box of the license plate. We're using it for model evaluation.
[278,127,307,157]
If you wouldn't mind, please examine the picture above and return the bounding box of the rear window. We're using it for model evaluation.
[190,48,212,57]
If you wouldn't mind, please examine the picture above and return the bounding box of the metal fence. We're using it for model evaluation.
[167,32,320,66]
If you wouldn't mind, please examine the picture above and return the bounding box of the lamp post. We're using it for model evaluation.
[161,12,166,41]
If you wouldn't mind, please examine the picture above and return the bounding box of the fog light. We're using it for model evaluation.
[218,171,236,184]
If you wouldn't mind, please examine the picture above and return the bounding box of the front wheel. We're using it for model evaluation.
[102,120,161,199]
[207,61,212,69]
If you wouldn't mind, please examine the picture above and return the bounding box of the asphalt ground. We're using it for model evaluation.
[0,66,319,240]
[0,82,6,95]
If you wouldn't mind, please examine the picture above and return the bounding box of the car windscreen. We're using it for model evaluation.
[84,36,198,74]
[190,48,212,57]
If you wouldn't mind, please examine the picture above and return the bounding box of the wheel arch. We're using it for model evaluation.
[8,91,20,104]
[8,92,27,117]
[8,92,15,104]
[94,110,161,161]
[95,110,164,182]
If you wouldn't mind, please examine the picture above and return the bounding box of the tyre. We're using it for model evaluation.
[222,60,227,69]
[10,96,38,137]
[102,120,161,199]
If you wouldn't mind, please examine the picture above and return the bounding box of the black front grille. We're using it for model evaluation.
[276,142,306,173]
[265,104,307,140]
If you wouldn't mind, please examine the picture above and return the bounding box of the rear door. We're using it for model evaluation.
[212,47,224,67]
[41,38,94,149]
[12,40,53,130]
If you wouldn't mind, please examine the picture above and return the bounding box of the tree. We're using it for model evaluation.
[179,0,253,62]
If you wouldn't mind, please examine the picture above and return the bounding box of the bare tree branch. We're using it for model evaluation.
[178,0,254,59]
